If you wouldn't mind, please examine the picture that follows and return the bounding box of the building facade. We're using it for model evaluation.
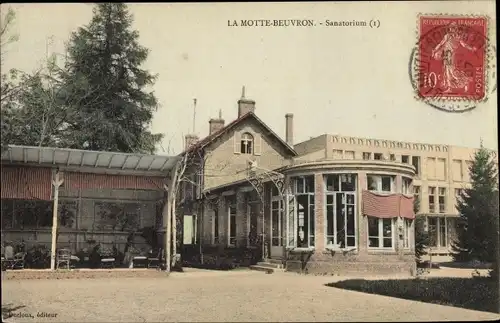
[295,135,498,255]
[178,90,493,275]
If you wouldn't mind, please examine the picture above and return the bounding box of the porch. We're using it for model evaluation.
[1,145,179,271]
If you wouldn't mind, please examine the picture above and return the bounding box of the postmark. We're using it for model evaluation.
[409,14,496,112]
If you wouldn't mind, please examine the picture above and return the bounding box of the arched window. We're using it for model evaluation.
[240,132,253,154]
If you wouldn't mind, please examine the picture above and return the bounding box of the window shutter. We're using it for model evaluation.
[254,133,262,155]
[233,132,241,154]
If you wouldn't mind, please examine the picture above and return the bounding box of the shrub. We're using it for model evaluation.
[24,245,50,269]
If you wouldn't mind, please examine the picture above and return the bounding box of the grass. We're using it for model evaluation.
[327,277,499,313]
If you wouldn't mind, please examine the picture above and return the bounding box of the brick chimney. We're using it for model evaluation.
[285,113,294,146]
[184,134,199,150]
[209,110,225,135]
[237,86,255,117]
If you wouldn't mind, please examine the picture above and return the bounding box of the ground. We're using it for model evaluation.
[2,268,499,322]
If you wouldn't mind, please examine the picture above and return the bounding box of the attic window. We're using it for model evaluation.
[240,132,254,154]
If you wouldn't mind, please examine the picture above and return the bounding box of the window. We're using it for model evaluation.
[389,154,396,161]
[324,174,357,249]
[325,174,356,192]
[344,151,355,160]
[452,160,463,181]
[362,152,372,160]
[427,217,437,247]
[212,209,219,244]
[333,149,343,159]
[436,158,447,180]
[368,217,394,249]
[291,176,315,248]
[411,156,420,175]
[95,202,140,231]
[271,199,284,246]
[438,188,446,213]
[438,217,447,247]
[427,217,448,248]
[427,157,436,179]
[240,132,254,154]
[367,175,394,192]
[428,186,436,213]
[403,219,412,249]
[228,203,237,246]
[402,177,412,194]
[374,153,383,160]
[402,155,409,164]
[294,175,315,194]
[5,200,56,229]
[1,199,14,229]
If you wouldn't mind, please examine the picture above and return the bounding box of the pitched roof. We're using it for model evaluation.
[183,112,297,156]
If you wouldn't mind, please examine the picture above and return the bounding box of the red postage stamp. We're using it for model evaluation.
[417,16,488,102]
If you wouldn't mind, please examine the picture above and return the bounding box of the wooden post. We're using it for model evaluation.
[172,191,177,267]
[163,183,171,273]
[50,170,64,271]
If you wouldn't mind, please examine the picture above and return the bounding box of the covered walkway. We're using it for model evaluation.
[1,145,179,270]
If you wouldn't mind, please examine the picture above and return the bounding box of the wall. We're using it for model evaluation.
[203,118,292,190]
[316,134,497,217]
[293,135,327,157]
[283,168,416,276]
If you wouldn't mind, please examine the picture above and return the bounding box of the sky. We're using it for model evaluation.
[1,2,497,154]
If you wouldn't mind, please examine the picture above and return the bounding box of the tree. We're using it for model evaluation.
[451,145,499,264]
[0,8,90,151]
[162,139,231,271]
[57,3,163,153]
[413,197,429,264]
[0,6,19,64]
[1,7,23,153]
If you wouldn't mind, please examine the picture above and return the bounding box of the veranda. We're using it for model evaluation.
[1,145,178,270]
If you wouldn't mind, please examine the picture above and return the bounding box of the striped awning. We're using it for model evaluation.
[0,166,52,201]
[362,190,415,219]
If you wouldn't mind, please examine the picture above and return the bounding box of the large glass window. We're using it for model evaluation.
[428,187,436,213]
[427,217,437,247]
[368,217,394,249]
[402,177,412,194]
[288,175,315,248]
[228,204,237,246]
[403,219,412,249]
[271,199,284,246]
[428,216,448,249]
[1,199,73,230]
[438,188,446,213]
[367,175,394,192]
[324,174,357,249]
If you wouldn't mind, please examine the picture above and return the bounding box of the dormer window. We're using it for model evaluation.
[240,132,254,154]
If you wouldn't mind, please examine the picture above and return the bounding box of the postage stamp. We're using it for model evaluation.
[409,14,496,112]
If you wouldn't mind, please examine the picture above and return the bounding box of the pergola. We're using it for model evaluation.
[1,145,180,270]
